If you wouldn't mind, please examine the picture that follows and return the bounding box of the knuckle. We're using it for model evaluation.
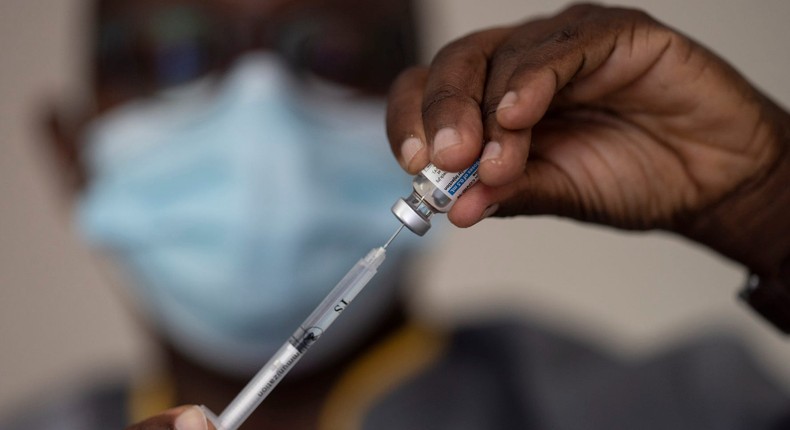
[421,82,466,117]
[548,25,583,45]
[432,29,492,72]
[432,38,468,67]
[561,3,658,29]
[492,43,523,65]
[433,30,487,63]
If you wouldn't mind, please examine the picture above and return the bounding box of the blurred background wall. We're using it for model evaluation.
[1,0,788,420]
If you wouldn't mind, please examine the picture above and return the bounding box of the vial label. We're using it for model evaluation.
[421,160,480,200]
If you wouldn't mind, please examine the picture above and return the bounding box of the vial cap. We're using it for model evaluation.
[391,198,430,236]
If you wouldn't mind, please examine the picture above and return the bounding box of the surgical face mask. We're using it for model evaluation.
[77,52,417,376]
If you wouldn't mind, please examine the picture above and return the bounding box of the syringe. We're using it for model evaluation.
[200,162,478,429]
[201,225,405,430]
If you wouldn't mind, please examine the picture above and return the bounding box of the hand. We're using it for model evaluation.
[126,405,216,430]
[386,4,790,276]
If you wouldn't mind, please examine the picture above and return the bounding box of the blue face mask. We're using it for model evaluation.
[78,53,417,375]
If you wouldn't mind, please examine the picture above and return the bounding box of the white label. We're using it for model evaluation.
[421,160,480,200]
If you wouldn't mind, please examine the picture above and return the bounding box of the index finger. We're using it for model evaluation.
[418,27,513,172]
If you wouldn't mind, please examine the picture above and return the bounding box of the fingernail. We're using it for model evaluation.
[433,127,461,158]
[497,91,518,110]
[481,141,502,163]
[401,136,423,167]
[482,203,500,219]
[175,406,208,430]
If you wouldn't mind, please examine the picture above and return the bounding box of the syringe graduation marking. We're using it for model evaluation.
[210,231,401,430]
[257,344,301,397]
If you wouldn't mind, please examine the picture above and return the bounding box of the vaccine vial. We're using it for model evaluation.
[392,161,480,236]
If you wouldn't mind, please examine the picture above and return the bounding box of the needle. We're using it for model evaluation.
[383,224,405,249]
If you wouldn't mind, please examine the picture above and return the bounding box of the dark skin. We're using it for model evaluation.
[386,4,790,280]
[48,3,789,430]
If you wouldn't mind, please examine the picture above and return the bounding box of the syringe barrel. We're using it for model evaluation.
[213,247,387,430]
[292,246,386,350]
[215,341,303,430]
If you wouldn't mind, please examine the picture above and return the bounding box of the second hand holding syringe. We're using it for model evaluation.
[203,161,480,429]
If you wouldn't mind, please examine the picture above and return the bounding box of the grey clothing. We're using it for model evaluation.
[4,319,789,429]
[365,321,790,429]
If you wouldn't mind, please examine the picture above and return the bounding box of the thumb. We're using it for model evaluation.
[174,406,217,430]
[126,405,217,430]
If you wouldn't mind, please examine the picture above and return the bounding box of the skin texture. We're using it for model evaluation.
[387,3,789,279]
[119,3,788,428]
[128,406,215,430]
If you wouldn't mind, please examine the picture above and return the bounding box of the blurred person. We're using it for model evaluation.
[18,0,423,428]
[10,2,790,430]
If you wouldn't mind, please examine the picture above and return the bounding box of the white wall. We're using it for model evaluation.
[0,0,788,420]
[0,0,155,418]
